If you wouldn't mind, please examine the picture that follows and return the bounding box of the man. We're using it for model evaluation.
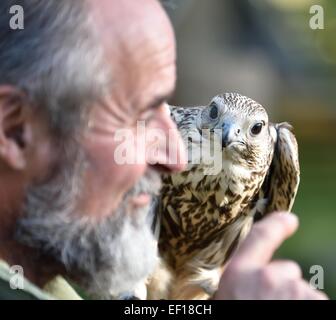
[0,0,327,299]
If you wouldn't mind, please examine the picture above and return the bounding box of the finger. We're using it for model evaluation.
[232,212,299,268]
[285,280,329,300]
[265,279,328,300]
[259,260,302,286]
[299,280,329,300]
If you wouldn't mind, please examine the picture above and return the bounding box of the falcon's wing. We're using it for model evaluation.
[168,105,203,129]
[256,122,300,218]
[149,195,161,242]
[168,105,186,125]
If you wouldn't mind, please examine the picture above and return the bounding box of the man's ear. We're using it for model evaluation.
[0,86,30,170]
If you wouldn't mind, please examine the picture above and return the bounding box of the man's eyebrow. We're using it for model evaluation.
[146,91,174,110]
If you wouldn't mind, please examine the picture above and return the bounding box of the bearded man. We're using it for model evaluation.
[0,0,327,300]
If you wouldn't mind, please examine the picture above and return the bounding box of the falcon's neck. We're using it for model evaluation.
[172,159,255,202]
[166,156,268,228]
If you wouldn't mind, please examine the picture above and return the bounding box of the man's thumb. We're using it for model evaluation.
[231,212,299,269]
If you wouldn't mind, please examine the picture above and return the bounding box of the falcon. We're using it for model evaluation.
[147,93,300,300]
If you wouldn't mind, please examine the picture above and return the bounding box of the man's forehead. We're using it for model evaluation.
[87,0,175,56]
[86,0,176,111]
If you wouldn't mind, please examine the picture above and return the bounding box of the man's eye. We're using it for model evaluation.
[139,110,156,122]
[209,103,219,120]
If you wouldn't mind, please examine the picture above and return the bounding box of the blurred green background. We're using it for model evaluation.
[166,0,336,298]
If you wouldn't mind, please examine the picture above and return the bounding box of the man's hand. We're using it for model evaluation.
[214,213,328,300]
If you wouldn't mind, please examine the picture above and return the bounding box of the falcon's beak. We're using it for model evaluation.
[222,122,241,148]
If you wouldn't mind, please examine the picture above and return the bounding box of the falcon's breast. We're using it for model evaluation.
[159,156,270,269]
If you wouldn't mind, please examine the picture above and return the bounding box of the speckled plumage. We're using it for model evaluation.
[147,93,300,300]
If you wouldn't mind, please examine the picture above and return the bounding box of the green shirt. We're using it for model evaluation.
[0,260,82,300]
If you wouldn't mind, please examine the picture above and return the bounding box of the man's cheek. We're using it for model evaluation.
[90,143,147,186]
[76,163,145,220]
[108,163,147,191]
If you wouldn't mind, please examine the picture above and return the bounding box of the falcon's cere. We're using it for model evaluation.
[147,93,300,300]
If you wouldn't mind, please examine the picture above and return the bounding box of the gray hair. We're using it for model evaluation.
[0,0,109,137]
[15,142,162,298]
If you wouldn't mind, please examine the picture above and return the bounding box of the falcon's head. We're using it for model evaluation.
[196,93,276,168]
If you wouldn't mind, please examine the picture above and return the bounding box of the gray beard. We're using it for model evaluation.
[14,148,162,299]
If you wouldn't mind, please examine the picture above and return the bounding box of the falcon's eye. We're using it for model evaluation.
[209,103,218,120]
[250,122,263,135]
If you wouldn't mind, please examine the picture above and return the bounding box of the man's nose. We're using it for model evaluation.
[146,105,187,173]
